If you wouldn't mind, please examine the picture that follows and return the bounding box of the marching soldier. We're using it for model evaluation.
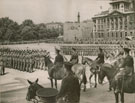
[26,54,30,72]
[29,53,34,73]
[19,52,23,71]
[0,51,5,75]
[12,51,15,69]
[23,52,26,72]
[14,50,17,69]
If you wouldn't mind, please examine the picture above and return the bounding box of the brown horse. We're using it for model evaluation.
[44,55,66,89]
[82,56,100,88]
[98,58,135,103]
[44,55,87,91]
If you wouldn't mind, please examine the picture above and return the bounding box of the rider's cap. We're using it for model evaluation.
[64,62,73,70]
[123,48,130,53]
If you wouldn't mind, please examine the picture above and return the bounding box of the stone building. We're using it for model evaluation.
[92,0,135,40]
[45,22,63,35]
[63,12,93,42]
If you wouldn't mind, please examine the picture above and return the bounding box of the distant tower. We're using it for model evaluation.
[77,12,80,23]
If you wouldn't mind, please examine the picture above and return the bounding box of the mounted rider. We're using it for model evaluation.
[95,47,105,67]
[69,47,79,65]
[114,47,134,93]
[49,47,64,79]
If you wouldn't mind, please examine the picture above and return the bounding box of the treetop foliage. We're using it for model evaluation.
[0,17,63,42]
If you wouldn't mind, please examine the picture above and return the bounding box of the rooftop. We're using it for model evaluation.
[110,0,130,4]
[94,10,109,17]
[93,10,134,18]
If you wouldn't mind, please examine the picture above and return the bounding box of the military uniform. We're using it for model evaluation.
[29,54,34,73]
[49,48,64,78]
[114,48,134,93]
[115,54,134,80]
[96,51,104,65]
[57,68,80,103]
[70,48,78,65]
[0,53,5,75]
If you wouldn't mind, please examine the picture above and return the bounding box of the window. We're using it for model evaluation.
[116,32,118,37]
[99,33,100,38]
[120,32,123,38]
[112,33,114,37]
[125,32,127,36]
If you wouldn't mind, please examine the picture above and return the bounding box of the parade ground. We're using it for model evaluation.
[1,68,135,103]
[0,43,135,103]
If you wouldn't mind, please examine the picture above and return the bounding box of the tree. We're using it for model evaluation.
[0,17,19,41]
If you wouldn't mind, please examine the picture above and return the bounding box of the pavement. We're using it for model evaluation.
[0,64,97,93]
[0,68,53,93]
[1,67,135,103]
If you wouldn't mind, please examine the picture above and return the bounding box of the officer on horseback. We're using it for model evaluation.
[69,47,79,65]
[115,47,134,93]
[49,47,64,79]
[95,47,104,66]
[57,62,80,103]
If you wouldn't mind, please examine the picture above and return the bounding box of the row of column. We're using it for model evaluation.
[94,15,129,32]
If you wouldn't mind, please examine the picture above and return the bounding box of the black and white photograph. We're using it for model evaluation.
[0,0,135,103]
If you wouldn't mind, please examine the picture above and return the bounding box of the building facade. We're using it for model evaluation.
[63,20,93,42]
[63,12,93,42]
[45,22,63,35]
[92,0,135,40]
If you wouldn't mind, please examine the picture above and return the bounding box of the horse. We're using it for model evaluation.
[98,58,135,103]
[44,55,66,89]
[26,78,44,103]
[72,63,87,91]
[44,55,87,91]
[82,56,100,88]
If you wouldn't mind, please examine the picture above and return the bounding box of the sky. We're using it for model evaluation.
[0,0,110,24]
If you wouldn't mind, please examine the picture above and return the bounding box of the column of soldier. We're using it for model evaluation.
[0,48,47,73]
